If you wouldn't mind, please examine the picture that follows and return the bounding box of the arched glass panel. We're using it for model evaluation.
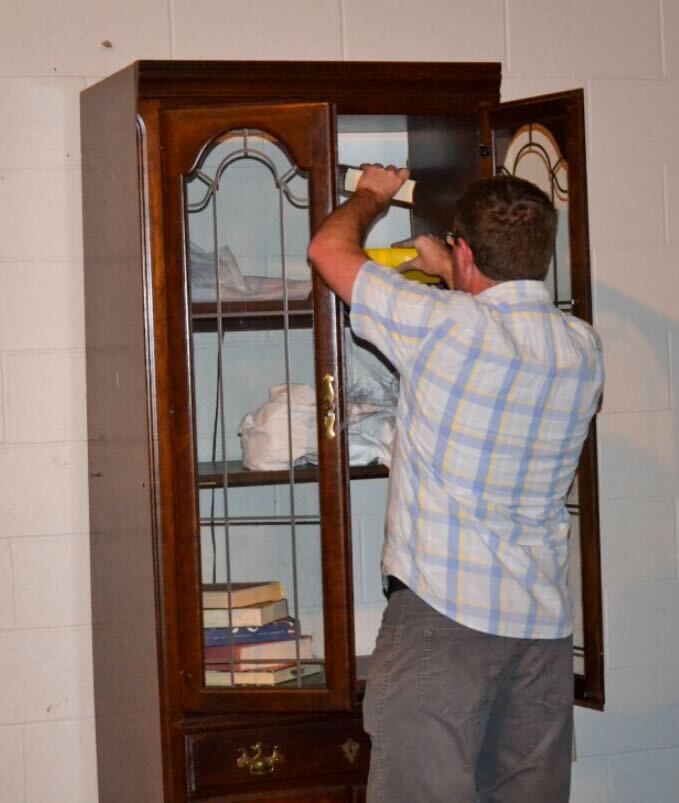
[185,129,325,690]
[499,123,572,311]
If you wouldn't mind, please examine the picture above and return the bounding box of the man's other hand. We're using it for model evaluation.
[400,234,454,288]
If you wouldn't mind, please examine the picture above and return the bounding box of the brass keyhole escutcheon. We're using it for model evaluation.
[341,737,360,764]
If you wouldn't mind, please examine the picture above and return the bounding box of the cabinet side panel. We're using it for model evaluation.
[81,69,165,803]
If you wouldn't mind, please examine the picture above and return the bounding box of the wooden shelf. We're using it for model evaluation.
[191,297,313,332]
[198,460,389,488]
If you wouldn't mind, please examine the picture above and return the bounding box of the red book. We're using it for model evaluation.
[205,635,312,665]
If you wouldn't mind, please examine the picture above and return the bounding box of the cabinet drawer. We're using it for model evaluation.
[186,719,370,798]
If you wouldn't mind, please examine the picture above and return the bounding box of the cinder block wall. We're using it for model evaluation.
[1,1,677,800]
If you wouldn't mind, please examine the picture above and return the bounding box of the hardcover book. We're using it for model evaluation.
[202,598,288,628]
[205,635,312,664]
[205,661,324,687]
[201,580,284,609]
[203,617,298,647]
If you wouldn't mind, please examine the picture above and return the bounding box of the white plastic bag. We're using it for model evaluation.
[346,403,395,467]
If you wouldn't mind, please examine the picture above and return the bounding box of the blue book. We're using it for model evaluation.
[204,617,298,647]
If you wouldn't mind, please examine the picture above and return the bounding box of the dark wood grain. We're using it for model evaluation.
[135,60,501,114]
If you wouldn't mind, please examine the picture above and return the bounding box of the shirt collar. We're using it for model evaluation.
[476,280,551,305]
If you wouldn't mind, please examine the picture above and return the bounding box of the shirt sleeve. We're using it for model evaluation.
[349,261,452,375]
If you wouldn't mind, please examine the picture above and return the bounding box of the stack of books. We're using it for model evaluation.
[202,580,322,687]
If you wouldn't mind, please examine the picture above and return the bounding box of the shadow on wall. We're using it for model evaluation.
[593,278,679,504]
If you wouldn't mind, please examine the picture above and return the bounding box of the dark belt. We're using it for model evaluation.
[385,575,408,598]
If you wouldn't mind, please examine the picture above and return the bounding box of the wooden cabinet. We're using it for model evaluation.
[81,60,603,803]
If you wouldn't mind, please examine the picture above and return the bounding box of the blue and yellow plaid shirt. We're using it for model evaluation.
[351,262,604,639]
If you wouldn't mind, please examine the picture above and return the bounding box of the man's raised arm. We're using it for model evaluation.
[307,164,409,305]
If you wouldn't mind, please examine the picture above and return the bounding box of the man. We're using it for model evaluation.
[307,165,604,803]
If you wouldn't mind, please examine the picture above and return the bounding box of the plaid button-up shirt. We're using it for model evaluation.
[350,262,604,639]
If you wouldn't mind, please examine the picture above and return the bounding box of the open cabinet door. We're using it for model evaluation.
[484,91,604,709]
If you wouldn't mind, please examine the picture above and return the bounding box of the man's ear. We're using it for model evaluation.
[456,237,493,294]
[458,239,498,294]
[456,236,473,262]
[456,237,476,279]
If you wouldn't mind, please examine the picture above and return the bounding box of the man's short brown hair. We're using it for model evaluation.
[453,175,557,282]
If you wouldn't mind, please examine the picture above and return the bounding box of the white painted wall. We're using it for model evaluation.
[0,1,677,800]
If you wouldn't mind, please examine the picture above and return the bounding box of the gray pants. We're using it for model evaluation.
[363,589,573,803]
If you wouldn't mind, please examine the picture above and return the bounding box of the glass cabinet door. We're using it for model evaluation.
[488,91,604,709]
[335,113,481,685]
[159,103,353,712]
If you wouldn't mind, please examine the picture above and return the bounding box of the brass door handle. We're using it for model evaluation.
[321,373,336,440]
[236,742,284,775]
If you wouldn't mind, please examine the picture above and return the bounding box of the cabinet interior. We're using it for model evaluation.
[184,110,588,686]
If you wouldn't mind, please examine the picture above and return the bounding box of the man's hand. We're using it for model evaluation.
[308,163,410,305]
[400,234,454,289]
[356,163,411,207]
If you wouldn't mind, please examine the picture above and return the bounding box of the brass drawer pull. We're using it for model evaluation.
[236,742,284,775]
[321,373,336,440]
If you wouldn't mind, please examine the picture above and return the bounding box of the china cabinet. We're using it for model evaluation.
[81,60,603,803]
